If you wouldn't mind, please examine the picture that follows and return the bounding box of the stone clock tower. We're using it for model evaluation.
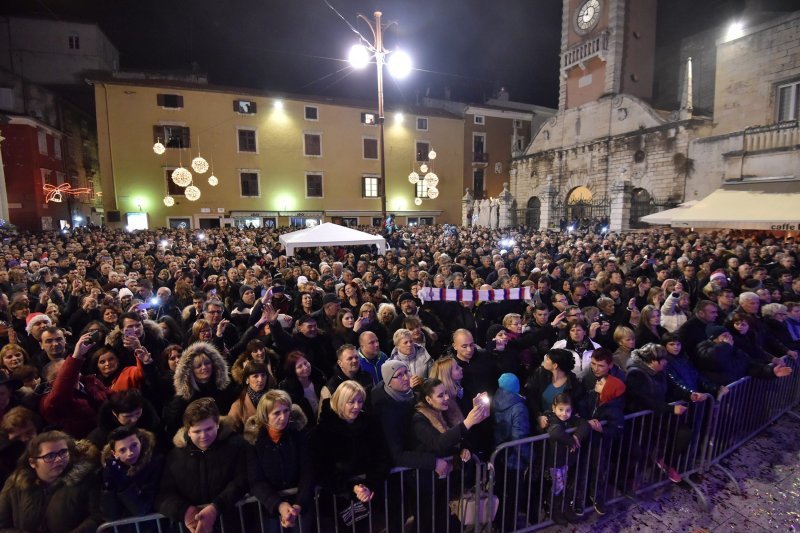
[559,0,658,110]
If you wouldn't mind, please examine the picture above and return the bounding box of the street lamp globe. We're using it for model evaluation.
[163,196,175,207]
[348,44,370,69]
[171,167,193,187]
[207,175,219,186]
[426,186,439,199]
[408,171,419,184]
[387,50,412,78]
[423,172,439,188]
[414,197,422,206]
[419,163,428,174]
[428,150,437,160]
[153,141,166,155]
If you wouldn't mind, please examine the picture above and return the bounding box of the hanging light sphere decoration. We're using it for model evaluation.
[428,150,437,160]
[153,142,166,155]
[407,171,419,184]
[426,186,439,199]
[163,196,175,207]
[191,156,209,174]
[414,197,422,206]
[419,163,429,174]
[171,167,193,187]
[207,175,219,186]
[423,172,439,188]
[184,185,201,201]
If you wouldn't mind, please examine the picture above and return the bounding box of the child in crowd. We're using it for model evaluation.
[543,393,590,525]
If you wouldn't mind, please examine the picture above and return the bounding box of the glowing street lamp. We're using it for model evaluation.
[348,11,412,222]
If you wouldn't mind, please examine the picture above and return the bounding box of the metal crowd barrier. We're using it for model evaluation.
[98,359,800,533]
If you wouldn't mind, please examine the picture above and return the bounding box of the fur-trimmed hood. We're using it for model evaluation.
[12,439,99,490]
[242,404,307,445]
[101,428,157,477]
[173,341,230,400]
[171,416,238,449]
[106,319,164,348]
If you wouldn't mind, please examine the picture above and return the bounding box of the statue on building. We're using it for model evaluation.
[479,198,491,227]
[489,198,499,229]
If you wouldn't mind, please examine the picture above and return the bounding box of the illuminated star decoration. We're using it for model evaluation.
[43,183,93,203]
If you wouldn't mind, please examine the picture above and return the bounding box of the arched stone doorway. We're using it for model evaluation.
[566,186,592,221]
[629,188,653,229]
[523,196,541,229]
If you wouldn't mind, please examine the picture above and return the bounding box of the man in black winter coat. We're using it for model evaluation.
[677,301,719,357]
[156,398,248,532]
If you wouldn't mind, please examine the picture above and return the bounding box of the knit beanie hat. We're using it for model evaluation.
[118,288,134,299]
[599,375,626,404]
[322,293,340,306]
[706,324,728,340]
[381,360,408,384]
[498,373,520,395]
[486,324,508,342]
[25,313,52,334]
[239,285,254,298]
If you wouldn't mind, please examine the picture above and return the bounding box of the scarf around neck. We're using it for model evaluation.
[384,382,414,403]
[247,386,267,409]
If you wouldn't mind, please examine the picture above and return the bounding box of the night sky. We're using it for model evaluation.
[3,0,782,108]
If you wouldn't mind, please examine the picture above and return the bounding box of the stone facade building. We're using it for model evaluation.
[507,0,799,231]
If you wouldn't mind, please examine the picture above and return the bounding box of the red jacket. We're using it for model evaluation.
[40,355,109,438]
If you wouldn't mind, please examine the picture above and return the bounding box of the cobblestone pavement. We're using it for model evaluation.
[543,408,800,532]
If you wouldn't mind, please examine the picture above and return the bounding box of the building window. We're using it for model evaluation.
[68,34,80,50]
[53,138,62,160]
[473,169,485,198]
[513,119,523,128]
[341,217,358,227]
[306,173,323,197]
[304,133,322,157]
[37,130,48,155]
[164,168,186,196]
[362,175,381,197]
[415,141,430,162]
[474,115,485,125]
[237,129,257,152]
[363,138,378,159]
[777,81,800,122]
[361,112,377,125]
[240,171,260,197]
[233,100,257,114]
[156,94,184,109]
[415,181,429,198]
[416,117,429,131]
[305,106,319,121]
[55,172,65,185]
[153,125,190,148]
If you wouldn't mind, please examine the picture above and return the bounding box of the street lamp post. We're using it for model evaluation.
[349,11,411,226]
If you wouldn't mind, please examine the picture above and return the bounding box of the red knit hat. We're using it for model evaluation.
[599,375,626,405]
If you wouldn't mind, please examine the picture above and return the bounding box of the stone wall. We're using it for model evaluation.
[511,93,703,230]
[713,11,800,135]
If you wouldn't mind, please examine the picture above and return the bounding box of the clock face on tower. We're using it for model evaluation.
[575,0,601,34]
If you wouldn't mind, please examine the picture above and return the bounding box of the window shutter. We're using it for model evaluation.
[182,127,191,148]
[153,125,162,142]
[378,177,384,196]
[361,178,366,197]
[157,94,165,106]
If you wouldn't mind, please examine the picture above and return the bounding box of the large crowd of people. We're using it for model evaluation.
[0,221,796,531]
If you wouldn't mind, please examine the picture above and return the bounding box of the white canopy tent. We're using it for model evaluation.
[639,200,699,225]
[669,179,800,230]
[279,223,387,257]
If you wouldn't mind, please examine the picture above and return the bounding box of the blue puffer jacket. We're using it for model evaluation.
[492,388,531,470]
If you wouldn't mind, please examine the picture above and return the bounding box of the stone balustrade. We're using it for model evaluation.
[561,31,609,71]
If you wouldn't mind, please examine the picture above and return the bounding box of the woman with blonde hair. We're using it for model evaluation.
[313,381,379,528]
[429,357,465,426]
[245,390,314,531]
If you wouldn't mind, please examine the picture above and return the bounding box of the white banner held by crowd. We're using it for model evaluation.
[418,286,532,303]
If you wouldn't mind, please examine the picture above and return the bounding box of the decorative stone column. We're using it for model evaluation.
[498,183,514,228]
[609,178,631,231]
[539,174,556,229]
[461,188,473,227]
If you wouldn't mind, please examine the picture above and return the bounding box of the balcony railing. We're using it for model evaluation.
[472,152,489,163]
[562,31,609,71]
[744,120,799,152]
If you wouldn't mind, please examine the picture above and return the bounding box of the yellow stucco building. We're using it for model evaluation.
[92,74,464,229]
